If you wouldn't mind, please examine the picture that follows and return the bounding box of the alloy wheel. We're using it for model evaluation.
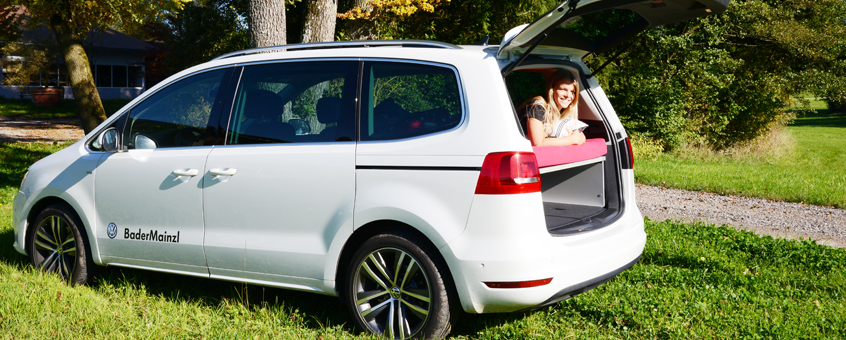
[353,247,432,339]
[33,214,78,279]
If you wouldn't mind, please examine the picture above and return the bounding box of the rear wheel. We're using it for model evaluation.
[29,204,92,285]
[343,231,453,339]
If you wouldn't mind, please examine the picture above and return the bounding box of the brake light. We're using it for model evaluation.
[484,278,553,289]
[475,152,541,195]
[625,137,634,169]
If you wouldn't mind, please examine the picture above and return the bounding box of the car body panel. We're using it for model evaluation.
[94,147,211,274]
[202,143,355,281]
[12,143,101,260]
[443,192,645,313]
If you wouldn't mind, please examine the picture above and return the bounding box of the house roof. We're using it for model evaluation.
[84,29,153,52]
[7,6,151,52]
[21,27,153,52]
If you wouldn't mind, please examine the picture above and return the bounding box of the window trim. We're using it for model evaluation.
[357,58,468,143]
[219,59,362,146]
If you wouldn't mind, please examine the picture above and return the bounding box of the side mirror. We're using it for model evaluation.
[288,118,311,135]
[98,128,119,152]
[135,134,157,149]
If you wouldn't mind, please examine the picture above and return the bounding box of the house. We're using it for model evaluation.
[1,7,150,100]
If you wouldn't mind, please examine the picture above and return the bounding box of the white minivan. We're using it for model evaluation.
[12,0,729,338]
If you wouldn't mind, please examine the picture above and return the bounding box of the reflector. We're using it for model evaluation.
[484,278,553,289]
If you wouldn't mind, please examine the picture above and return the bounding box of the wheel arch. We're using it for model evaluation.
[24,196,97,263]
[333,220,460,308]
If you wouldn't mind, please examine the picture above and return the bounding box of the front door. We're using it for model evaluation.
[95,69,232,275]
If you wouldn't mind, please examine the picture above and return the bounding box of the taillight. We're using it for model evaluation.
[475,152,541,195]
[625,137,634,169]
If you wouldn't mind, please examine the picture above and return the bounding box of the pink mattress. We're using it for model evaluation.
[533,138,607,168]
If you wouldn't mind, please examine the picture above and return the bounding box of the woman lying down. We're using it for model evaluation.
[517,69,588,146]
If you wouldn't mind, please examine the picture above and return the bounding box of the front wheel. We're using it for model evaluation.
[343,231,454,339]
[29,203,93,285]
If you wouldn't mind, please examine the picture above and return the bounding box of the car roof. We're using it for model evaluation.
[190,41,498,72]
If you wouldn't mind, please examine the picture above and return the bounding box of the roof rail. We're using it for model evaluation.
[212,40,462,61]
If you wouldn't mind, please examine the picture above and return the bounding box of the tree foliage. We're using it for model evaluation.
[596,0,846,150]
[145,0,249,85]
[338,0,558,43]
[0,40,49,90]
[14,0,190,133]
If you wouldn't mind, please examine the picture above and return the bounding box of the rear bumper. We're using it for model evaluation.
[442,193,645,313]
[519,254,641,312]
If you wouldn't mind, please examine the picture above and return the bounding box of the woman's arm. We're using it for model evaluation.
[527,118,586,146]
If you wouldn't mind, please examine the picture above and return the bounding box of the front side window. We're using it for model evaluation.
[226,61,358,145]
[123,69,229,149]
[361,61,462,141]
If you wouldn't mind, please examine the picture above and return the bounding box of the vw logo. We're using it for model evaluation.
[390,286,402,299]
[107,223,118,239]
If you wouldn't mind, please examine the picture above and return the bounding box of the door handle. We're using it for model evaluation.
[210,168,237,177]
[172,168,199,177]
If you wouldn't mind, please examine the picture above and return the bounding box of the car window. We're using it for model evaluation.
[124,69,229,149]
[226,61,358,144]
[361,61,462,141]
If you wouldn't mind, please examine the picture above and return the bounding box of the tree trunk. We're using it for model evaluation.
[49,14,106,134]
[302,0,337,43]
[249,0,287,48]
[347,0,377,41]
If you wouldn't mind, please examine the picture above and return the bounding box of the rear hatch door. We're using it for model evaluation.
[498,0,731,74]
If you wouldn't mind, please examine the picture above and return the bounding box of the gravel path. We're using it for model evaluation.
[2,116,844,248]
[0,116,85,142]
[636,184,846,248]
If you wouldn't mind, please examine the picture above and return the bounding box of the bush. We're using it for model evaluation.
[629,133,664,161]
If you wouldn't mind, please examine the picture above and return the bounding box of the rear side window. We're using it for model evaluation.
[361,61,462,141]
[226,61,358,144]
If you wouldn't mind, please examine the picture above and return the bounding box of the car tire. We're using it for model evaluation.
[343,231,454,339]
[28,203,93,285]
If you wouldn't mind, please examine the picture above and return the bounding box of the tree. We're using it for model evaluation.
[343,0,375,40]
[249,0,286,47]
[20,0,189,133]
[302,0,337,43]
[0,3,21,43]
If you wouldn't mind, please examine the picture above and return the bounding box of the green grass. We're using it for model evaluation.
[1,142,844,338]
[635,107,846,208]
[0,98,131,119]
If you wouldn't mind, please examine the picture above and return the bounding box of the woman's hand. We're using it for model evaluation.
[571,131,586,145]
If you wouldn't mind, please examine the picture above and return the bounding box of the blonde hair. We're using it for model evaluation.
[524,69,579,136]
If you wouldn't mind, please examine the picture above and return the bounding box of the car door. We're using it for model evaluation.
[202,61,358,288]
[95,68,233,275]
[497,0,731,74]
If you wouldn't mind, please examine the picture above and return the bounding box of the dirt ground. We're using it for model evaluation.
[0,116,86,143]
